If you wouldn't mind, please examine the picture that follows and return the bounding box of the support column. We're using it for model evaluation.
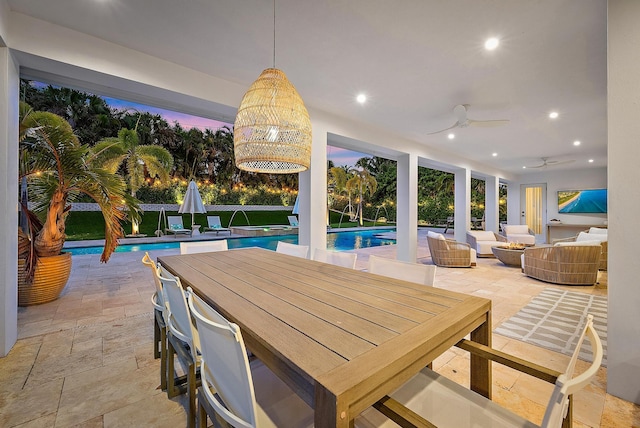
[396,153,418,262]
[453,168,471,242]
[298,123,327,254]
[0,47,19,357]
[607,0,640,404]
[484,175,499,233]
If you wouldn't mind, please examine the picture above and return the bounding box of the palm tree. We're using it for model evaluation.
[19,103,140,267]
[92,125,173,234]
[346,167,377,226]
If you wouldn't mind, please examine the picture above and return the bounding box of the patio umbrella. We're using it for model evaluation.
[178,180,207,226]
[292,194,300,215]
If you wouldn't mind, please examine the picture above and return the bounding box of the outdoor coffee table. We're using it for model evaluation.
[492,245,527,266]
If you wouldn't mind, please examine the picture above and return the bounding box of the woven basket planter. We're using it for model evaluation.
[18,252,72,306]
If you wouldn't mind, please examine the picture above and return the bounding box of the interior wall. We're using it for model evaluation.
[607,0,640,404]
[0,0,8,46]
[507,167,608,227]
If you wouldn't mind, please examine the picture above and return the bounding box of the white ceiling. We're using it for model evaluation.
[7,0,608,175]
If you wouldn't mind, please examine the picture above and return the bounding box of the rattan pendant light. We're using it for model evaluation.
[233,1,312,174]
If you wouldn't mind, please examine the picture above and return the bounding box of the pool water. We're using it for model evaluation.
[66,228,396,255]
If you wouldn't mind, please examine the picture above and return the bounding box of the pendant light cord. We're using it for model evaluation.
[273,0,276,68]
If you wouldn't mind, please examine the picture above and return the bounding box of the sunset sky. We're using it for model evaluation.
[32,80,370,168]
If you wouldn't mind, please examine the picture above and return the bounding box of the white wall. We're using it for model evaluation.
[607,0,640,404]
[507,167,608,227]
[0,47,19,357]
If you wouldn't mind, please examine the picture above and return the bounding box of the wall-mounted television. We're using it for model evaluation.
[558,189,607,214]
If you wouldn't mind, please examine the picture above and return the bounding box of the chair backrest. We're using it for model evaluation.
[276,241,309,258]
[142,252,165,313]
[158,269,199,358]
[180,240,228,254]
[368,255,436,286]
[287,215,299,226]
[167,215,185,230]
[312,248,357,269]
[207,215,224,228]
[541,314,603,428]
[503,224,529,235]
[187,287,259,428]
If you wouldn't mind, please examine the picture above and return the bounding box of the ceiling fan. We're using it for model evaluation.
[526,157,575,169]
[426,104,509,135]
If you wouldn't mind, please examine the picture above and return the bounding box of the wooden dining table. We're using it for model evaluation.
[158,248,492,427]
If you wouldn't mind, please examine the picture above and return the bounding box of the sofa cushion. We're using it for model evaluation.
[470,231,497,241]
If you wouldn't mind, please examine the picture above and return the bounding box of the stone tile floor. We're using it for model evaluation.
[2,233,639,427]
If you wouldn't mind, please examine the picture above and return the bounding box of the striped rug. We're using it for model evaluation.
[494,288,607,366]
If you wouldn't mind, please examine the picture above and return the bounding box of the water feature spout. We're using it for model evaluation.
[228,209,250,227]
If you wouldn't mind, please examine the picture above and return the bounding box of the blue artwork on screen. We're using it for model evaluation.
[558,189,607,214]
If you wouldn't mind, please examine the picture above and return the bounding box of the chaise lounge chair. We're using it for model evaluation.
[165,216,191,237]
[287,215,299,227]
[202,216,231,235]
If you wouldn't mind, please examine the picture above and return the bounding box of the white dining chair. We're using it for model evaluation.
[141,252,169,390]
[159,268,201,428]
[368,255,437,286]
[312,248,357,269]
[180,239,228,254]
[357,314,603,428]
[276,241,309,258]
[186,287,315,428]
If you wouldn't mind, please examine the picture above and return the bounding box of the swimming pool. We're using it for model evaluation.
[65,228,397,255]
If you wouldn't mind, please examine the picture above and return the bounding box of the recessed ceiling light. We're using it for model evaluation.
[484,37,499,50]
[549,111,559,119]
[356,94,367,104]
[492,153,498,157]
[573,140,581,146]
[588,159,594,163]
[522,166,527,169]
[447,133,455,140]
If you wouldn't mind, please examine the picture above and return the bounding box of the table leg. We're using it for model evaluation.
[470,312,492,399]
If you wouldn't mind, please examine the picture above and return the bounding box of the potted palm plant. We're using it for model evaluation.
[18,102,140,306]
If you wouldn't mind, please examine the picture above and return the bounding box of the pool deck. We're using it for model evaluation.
[4,230,638,427]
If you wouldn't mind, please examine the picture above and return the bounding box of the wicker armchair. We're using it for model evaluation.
[523,244,601,285]
[427,232,476,267]
[552,230,607,271]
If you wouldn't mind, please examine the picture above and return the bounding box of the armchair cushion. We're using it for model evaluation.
[577,231,607,242]
[588,227,608,235]
[469,230,497,241]
[554,240,601,247]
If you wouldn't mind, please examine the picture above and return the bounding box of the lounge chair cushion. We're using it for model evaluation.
[170,224,183,230]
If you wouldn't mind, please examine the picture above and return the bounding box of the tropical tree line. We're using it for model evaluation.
[21,80,506,223]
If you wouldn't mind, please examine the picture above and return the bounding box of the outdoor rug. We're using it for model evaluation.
[494,288,607,366]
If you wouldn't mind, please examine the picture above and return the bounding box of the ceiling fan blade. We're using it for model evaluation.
[548,159,575,166]
[468,119,510,128]
[426,122,459,136]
